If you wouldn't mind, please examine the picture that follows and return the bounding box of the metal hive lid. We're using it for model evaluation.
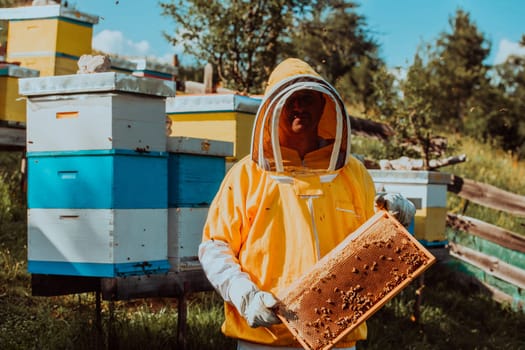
[18,72,176,97]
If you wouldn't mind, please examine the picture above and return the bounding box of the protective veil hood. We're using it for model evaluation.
[251,58,351,173]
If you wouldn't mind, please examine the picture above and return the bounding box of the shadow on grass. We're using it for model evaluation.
[360,263,525,350]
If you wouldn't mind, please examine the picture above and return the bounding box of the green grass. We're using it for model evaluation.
[1,141,525,349]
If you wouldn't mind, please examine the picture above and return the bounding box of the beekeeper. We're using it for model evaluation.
[199,58,415,350]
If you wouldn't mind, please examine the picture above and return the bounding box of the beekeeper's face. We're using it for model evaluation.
[280,90,325,135]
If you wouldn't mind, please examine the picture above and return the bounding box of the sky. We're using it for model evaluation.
[69,0,525,69]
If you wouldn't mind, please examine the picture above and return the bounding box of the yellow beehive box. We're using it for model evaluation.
[368,170,452,245]
[0,4,98,76]
[165,94,261,164]
[0,63,39,123]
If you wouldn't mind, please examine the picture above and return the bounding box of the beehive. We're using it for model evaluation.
[27,208,169,277]
[276,211,436,350]
[167,136,233,271]
[20,72,175,152]
[0,4,98,76]
[0,63,39,123]
[369,170,452,245]
[21,73,175,278]
[165,94,261,165]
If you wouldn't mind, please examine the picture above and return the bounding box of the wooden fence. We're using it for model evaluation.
[446,175,525,311]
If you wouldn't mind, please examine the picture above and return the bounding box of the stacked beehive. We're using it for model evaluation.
[20,72,176,277]
[165,94,261,169]
[0,4,98,77]
[166,136,233,271]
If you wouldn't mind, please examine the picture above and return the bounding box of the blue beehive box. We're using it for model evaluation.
[27,149,168,209]
[167,136,233,207]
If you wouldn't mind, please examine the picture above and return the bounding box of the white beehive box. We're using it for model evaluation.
[28,208,169,277]
[369,170,452,244]
[19,72,175,152]
[168,207,208,271]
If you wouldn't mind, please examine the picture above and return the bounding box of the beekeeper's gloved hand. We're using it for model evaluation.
[199,239,281,328]
[375,192,416,228]
[228,277,281,328]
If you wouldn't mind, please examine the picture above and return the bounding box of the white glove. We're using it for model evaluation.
[228,277,281,328]
[198,240,281,328]
[374,192,416,228]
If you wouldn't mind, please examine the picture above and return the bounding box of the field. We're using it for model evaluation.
[1,136,525,349]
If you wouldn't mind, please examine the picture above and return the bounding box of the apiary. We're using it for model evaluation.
[27,208,169,277]
[167,136,232,207]
[0,4,98,76]
[165,94,261,164]
[369,170,452,245]
[27,149,168,209]
[20,72,175,152]
[276,211,436,350]
[0,63,39,123]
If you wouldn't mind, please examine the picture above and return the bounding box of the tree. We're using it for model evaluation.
[474,55,525,159]
[290,0,391,116]
[425,9,490,132]
[386,54,449,168]
[160,0,310,94]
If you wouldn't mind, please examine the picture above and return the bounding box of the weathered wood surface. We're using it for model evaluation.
[350,116,394,140]
[447,213,525,253]
[379,154,466,171]
[447,175,525,217]
[449,241,525,290]
[0,126,25,149]
[32,274,100,296]
[100,269,213,301]
[31,269,213,300]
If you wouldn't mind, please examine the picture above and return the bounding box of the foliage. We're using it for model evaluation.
[474,55,525,159]
[376,9,491,166]
[159,0,394,103]
[0,152,25,225]
[288,0,390,116]
[159,0,311,94]
[386,54,446,166]
[427,9,491,133]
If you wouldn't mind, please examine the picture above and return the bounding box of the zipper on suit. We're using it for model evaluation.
[306,197,321,260]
